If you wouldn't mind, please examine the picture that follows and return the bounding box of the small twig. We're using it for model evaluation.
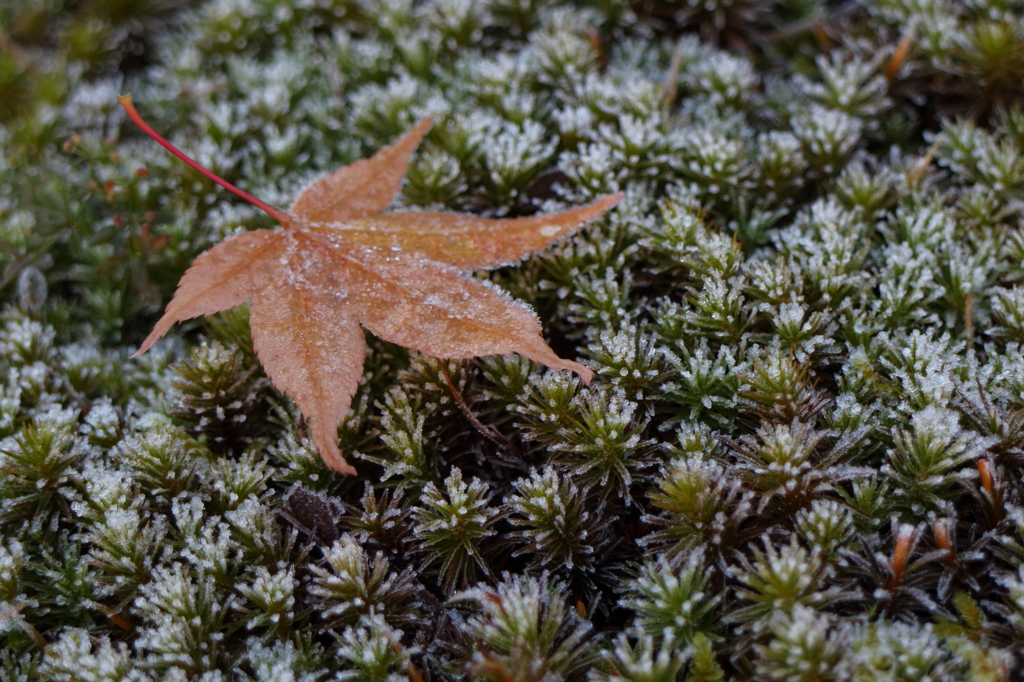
[763,8,828,43]
[0,600,48,647]
[389,637,426,682]
[84,599,134,632]
[277,509,330,548]
[885,23,916,82]
[814,23,832,52]
[662,46,682,107]
[406,660,426,682]
[906,135,942,189]
[885,524,916,592]
[965,291,974,343]
[438,364,524,461]
[582,28,606,70]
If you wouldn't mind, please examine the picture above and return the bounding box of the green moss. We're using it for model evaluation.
[3,0,1024,679]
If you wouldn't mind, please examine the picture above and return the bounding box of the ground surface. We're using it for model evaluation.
[2,0,1024,680]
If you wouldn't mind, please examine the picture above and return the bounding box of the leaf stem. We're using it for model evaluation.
[84,599,134,631]
[117,94,291,223]
[438,363,524,462]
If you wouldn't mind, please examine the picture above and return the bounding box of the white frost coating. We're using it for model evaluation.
[0,539,23,600]
[731,539,824,603]
[795,53,889,118]
[685,51,758,106]
[73,462,138,521]
[238,566,295,630]
[552,105,595,140]
[308,534,381,619]
[0,318,56,364]
[847,620,946,679]
[619,549,718,637]
[506,466,597,570]
[0,210,37,251]
[468,51,531,93]
[0,374,22,437]
[882,204,957,251]
[416,467,494,532]
[41,628,140,681]
[595,632,687,681]
[246,640,319,682]
[878,329,963,407]
[795,500,853,555]
[791,104,863,173]
[180,516,236,580]
[559,142,626,195]
[336,612,412,682]
[599,114,669,173]
[677,128,747,194]
[133,563,233,671]
[479,118,557,202]
[756,131,808,194]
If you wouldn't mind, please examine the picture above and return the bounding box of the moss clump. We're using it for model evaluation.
[3,0,1024,679]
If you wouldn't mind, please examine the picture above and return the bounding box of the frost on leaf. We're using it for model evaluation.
[120,95,621,475]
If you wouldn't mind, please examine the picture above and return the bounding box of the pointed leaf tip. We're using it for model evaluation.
[598,192,625,210]
[318,437,358,475]
[576,364,596,385]
[550,358,594,385]
[290,114,436,223]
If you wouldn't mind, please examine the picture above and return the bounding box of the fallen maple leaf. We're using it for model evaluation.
[120,95,622,474]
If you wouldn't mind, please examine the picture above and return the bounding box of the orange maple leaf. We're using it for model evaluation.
[120,95,621,475]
